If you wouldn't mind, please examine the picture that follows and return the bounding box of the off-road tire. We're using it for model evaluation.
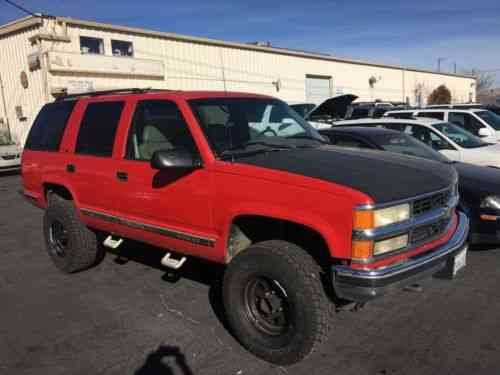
[43,194,102,273]
[223,240,333,365]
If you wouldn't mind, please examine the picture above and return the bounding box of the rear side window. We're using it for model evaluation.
[416,112,444,120]
[25,101,76,151]
[75,102,124,157]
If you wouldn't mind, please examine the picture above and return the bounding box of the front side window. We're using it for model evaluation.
[189,98,325,158]
[80,36,104,54]
[75,102,124,157]
[111,40,134,57]
[449,112,484,136]
[475,110,500,131]
[432,122,488,149]
[126,100,197,161]
[25,101,76,151]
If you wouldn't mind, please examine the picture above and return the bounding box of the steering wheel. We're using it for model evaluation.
[257,126,278,137]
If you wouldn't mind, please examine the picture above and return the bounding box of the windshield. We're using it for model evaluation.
[476,110,500,130]
[0,133,13,146]
[432,122,489,149]
[374,133,450,163]
[189,98,326,157]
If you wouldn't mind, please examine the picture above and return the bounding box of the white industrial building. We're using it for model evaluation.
[0,14,476,145]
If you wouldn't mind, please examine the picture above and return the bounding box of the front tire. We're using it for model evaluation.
[223,240,332,365]
[43,194,102,273]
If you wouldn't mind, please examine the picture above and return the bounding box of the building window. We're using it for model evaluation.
[111,40,133,57]
[80,36,104,54]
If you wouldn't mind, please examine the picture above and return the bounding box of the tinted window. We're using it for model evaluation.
[475,110,500,130]
[126,100,197,161]
[25,101,76,151]
[75,102,124,157]
[416,112,444,120]
[449,112,484,136]
[374,133,449,162]
[328,134,371,148]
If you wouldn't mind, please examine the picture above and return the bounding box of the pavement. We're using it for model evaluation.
[1,173,500,375]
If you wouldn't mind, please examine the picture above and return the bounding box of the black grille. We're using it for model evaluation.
[1,155,17,160]
[411,217,450,244]
[412,190,451,216]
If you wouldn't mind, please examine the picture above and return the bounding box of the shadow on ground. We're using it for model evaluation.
[135,345,194,375]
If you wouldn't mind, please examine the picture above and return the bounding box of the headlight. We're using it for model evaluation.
[374,234,409,255]
[353,203,410,230]
[481,196,500,211]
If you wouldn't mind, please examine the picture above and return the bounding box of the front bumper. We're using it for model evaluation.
[332,211,469,302]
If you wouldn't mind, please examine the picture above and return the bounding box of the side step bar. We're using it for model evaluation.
[103,235,124,249]
[161,253,187,270]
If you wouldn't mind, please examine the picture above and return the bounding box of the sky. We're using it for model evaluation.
[1,0,499,84]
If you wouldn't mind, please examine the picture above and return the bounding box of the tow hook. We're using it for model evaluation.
[403,284,423,293]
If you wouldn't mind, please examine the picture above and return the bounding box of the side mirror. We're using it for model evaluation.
[150,149,201,170]
[478,128,493,138]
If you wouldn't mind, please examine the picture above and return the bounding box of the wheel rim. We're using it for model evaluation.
[243,277,291,336]
[49,220,68,257]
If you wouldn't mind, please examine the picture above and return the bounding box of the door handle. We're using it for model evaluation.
[116,171,128,182]
[66,164,75,173]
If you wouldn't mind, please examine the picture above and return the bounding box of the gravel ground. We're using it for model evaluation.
[1,173,499,375]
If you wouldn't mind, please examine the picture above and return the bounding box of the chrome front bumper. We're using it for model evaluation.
[332,211,469,302]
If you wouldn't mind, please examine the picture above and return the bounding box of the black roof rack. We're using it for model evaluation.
[55,88,168,101]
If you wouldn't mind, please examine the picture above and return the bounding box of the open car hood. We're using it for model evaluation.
[306,94,358,120]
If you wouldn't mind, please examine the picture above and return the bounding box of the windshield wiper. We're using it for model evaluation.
[286,134,329,144]
[245,140,296,149]
[219,147,287,160]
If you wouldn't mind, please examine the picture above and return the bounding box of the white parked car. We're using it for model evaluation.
[333,117,500,168]
[0,134,21,172]
[384,108,500,143]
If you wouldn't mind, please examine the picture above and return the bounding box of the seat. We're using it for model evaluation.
[139,123,174,160]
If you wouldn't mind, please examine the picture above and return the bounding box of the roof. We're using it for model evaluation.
[334,117,443,126]
[0,14,475,80]
[56,88,276,101]
[386,108,487,114]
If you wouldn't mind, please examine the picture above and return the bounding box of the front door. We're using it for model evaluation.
[111,99,215,259]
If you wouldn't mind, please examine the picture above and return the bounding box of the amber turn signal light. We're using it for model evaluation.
[353,210,374,230]
[352,239,374,260]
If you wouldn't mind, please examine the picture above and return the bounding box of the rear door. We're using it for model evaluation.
[68,99,125,215]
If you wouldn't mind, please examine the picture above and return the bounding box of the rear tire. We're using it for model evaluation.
[43,194,103,273]
[223,240,332,365]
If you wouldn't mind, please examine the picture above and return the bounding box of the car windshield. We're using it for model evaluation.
[189,98,326,158]
[432,122,489,149]
[476,110,500,130]
[374,133,450,163]
[0,134,13,146]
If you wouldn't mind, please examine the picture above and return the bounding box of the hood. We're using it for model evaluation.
[238,146,456,204]
[0,144,20,156]
[307,94,358,120]
[454,162,500,196]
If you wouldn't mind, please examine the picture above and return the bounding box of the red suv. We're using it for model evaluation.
[21,89,468,364]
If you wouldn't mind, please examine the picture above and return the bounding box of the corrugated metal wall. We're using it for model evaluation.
[0,24,45,144]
